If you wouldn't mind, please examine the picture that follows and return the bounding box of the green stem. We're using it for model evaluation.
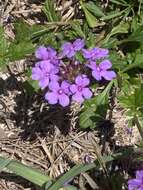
[134,115,143,140]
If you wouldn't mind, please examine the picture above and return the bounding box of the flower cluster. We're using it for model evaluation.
[32,39,116,107]
[128,170,143,190]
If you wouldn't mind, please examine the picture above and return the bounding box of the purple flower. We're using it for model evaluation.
[61,39,85,58]
[70,75,92,103]
[32,61,59,89]
[73,39,85,51]
[45,81,70,107]
[61,42,75,58]
[87,60,116,81]
[82,47,109,60]
[35,46,60,65]
[128,170,143,190]
[35,46,49,60]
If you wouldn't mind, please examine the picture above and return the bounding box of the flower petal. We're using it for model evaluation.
[87,61,97,70]
[70,84,77,93]
[128,179,142,190]
[72,92,84,103]
[75,75,89,86]
[39,60,51,72]
[31,68,42,80]
[101,70,116,80]
[49,81,60,91]
[82,76,90,86]
[73,39,85,51]
[82,49,92,59]
[50,74,59,82]
[61,42,75,58]
[35,46,49,60]
[45,92,58,104]
[82,88,92,99]
[61,81,70,95]
[92,47,109,59]
[39,78,49,89]
[47,47,57,58]
[75,75,83,85]
[92,70,102,81]
[59,94,70,107]
[136,170,143,179]
[99,60,112,70]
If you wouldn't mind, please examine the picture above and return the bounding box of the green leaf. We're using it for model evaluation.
[84,1,105,17]
[0,157,52,187]
[127,28,143,42]
[71,21,85,38]
[47,152,125,190]
[101,9,128,20]
[14,21,32,42]
[81,3,98,28]
[0,26,8,69]
[43,0,60,22]
[110,0,129,6]
[96,80,114,105]
[48,163,97,190]
[104,21,129,43]
[23,80,40,95]
[79,81,114,129]
[0,158,11,172]
[79,106,97,129]
[7,41,35,61]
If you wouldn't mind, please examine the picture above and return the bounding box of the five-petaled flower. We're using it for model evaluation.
[32,40,116,107]
[35,46,60,66]
[87,60,116,81]
[32,61,59,89]
[82,47,109,60]
[128,170,143,190]
[61,39,85,58]
[70,75,92,103]
[45,81,70,107]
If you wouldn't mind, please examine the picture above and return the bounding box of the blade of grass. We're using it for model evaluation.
[0,157,52,187]
[47,153,123,190]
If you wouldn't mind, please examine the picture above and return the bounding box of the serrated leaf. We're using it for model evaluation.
[7,41,35,61]
[71,21,85,38]
[101,8,128,20]
[81,3,98,28]
[14,21,31,42]
[127,28,143,42]
[14,21,46,42]
[84,1,105,17]
[43,0,60,22]
[104,22,129,43]
[79,106,96,129]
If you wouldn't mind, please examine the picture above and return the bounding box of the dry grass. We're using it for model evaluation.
[0,0,141,189]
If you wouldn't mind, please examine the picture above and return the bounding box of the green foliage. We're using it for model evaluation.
[43,0,61,22]
[0,26,9,69]
[79,81,114,129]
[80,1,98,28]
[0,156,52,187]
[0,152,125,190]
[84,1,105,17]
